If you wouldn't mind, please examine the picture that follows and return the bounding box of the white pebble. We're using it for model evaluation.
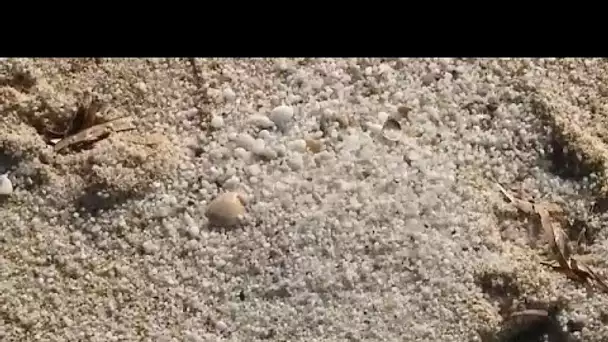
[287,139,307,152]
[258,147,278,160]
[183,213,200,237]
[223,176,240,190]
[142,240,159,254]
[0,174,13,195]
[233,147,251,160]
[236,133,256,151]
[215,320,228,332]
[205,192,246,227]
[287,155,304,171]
[249,114,275,129]
[251,139,266,155]
[223,88,236,102]
[134,81,147,93]
[246,164,262,176]
[269,105,294,131]
[258,130,272,140]
[378,111,389,122]
[210,116,224,129]
[365,122,383,135]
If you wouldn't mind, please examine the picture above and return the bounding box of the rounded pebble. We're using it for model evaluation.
[249,114,275,129]
[251,139,266,155]
[134,81,147,93]
[183,213,200,237]
[205,192,246,227]
[269,105,294,132]
[223,88,236,102]
[142,240,160,254]
[233,147,251,160]
[210,116,224,129]
[0,174,13,195]
[288,139,307,152]
[236,133,256,151]
[287,155,304,171]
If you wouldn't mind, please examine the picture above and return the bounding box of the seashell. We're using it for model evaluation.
[0,174,13,195]
[381,117,402,141]
[205,192,246,227]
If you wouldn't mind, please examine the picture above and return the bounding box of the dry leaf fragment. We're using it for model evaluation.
[496,182,570,266]
[53,116,135,152]
[48,93,134,152]
[495,182,535,214]
[46,92,105,138]
[536,205,571,269]
[541,259,608,293]
[571,258,608,293]
[509,309,550,321]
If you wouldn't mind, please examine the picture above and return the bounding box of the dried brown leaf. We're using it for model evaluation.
[495,182,535,214]
[45,92,106,140]
[496,182,571,266]
[542,259,608,293]
[571,258,608,293]
[540,261,589,284]
[53,116,135,152]
[510,309,549,319]
[536,205,571,269]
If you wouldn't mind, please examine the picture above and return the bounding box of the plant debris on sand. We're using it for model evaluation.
[45,92,135,152]
[496,181,608,293]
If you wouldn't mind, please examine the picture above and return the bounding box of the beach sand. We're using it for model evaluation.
[2,58,608,341]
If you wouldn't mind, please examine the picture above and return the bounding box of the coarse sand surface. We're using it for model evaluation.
[2,58,608,341]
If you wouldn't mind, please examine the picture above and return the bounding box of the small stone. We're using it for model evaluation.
[397,105,411,119]
[206,192,246,227]
[211,116,224,129]
[183,213,200,237]
[269,105,294,132]
[287,139,307,152]
[215,320,228,332]
[249,114,275,129]
[223,88,236,102]
[258,129,272,140]
[377,111,389,123]
[0,174,13,195]
[422,72,438,86]
[233,147,251,160]
[142,240,160,254]
[258,147,278,160]
[366,122,383,135]
[236,133,256,151]
[287,155,304,171]
[251,139,266,155]
[246,164,262,176]
[134,81,147,93]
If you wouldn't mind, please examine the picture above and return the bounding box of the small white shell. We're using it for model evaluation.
[0,174,13,195]
[381,117,402,142]
[205,192,246,227]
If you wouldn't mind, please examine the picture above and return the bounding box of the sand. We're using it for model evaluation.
[1,58,608,341]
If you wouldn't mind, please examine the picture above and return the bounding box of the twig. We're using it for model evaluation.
[53,116,135,152]
[188,58,201,87]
